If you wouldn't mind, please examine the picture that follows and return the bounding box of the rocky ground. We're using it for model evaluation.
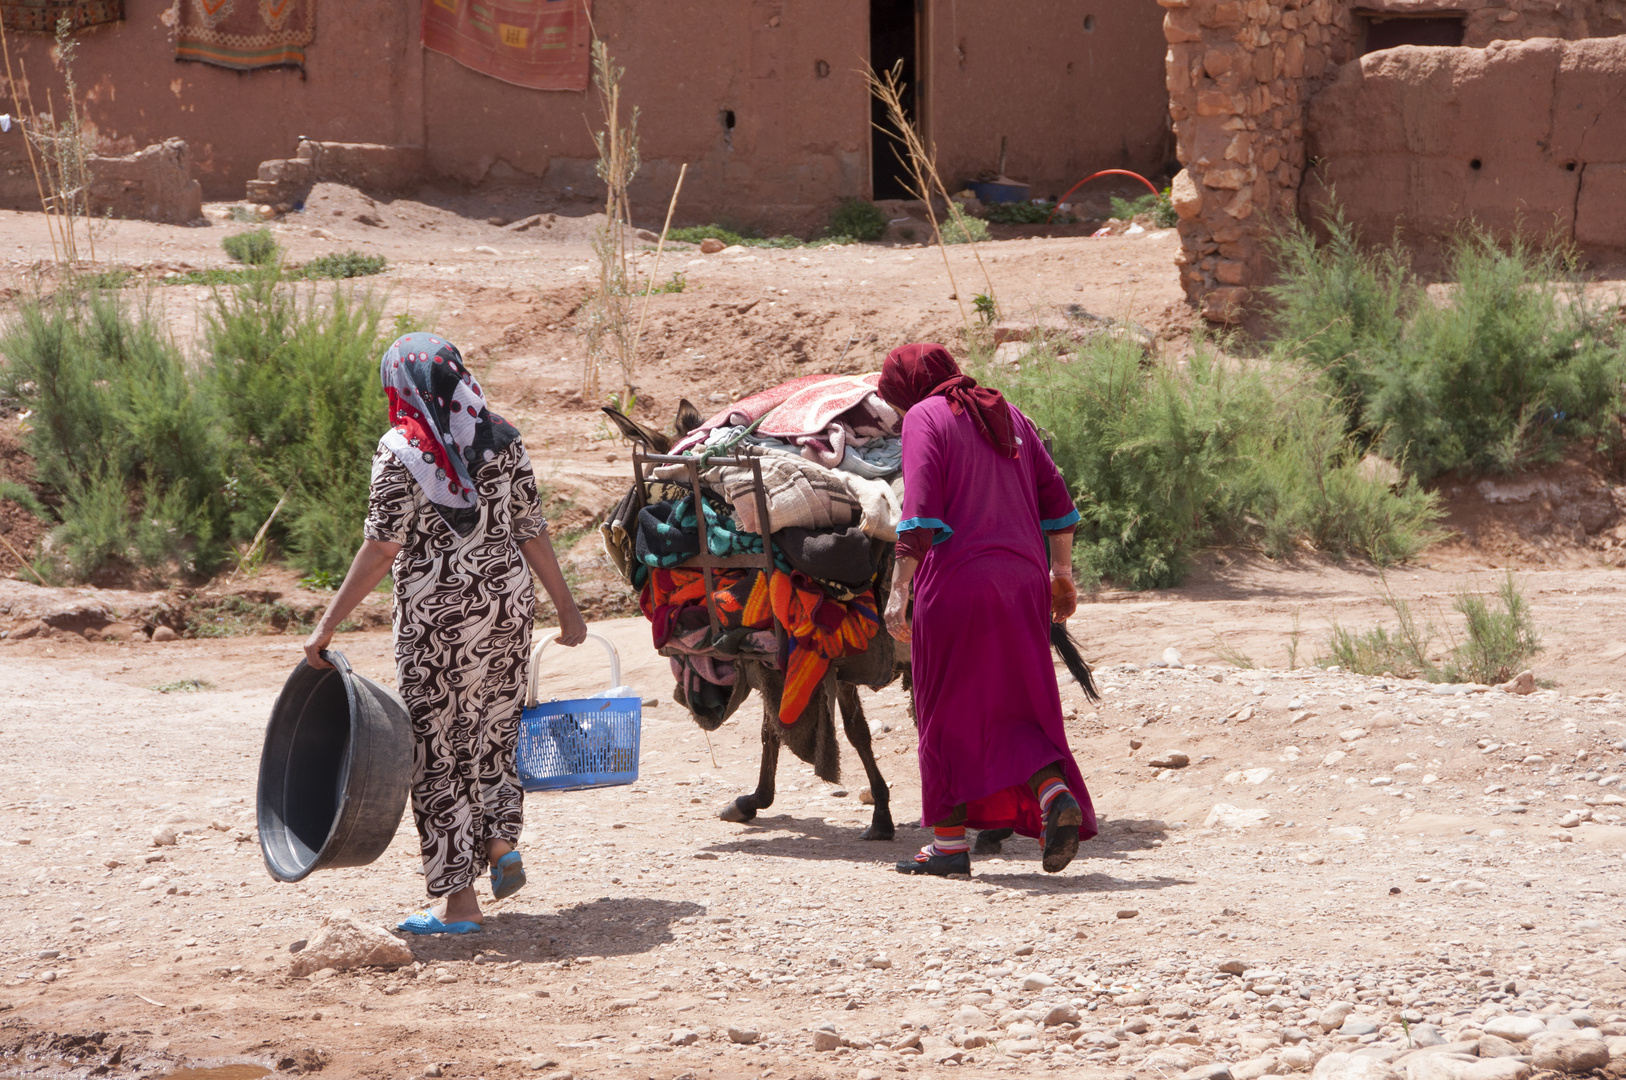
[1,199,1626,1080]
[1,606,1624,1080]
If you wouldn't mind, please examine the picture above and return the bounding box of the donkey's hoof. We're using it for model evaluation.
[859,820,895,842]
[974,827,1015,855]
[718,797,758,824]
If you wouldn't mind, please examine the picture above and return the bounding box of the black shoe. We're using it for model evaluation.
[973,827,1014,855]
[895,849,972,876]
[1042,791,1083,873]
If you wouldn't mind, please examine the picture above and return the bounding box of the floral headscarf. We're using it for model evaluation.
[379,333,520,530]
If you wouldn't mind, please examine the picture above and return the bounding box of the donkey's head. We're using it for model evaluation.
[601,398,704,454]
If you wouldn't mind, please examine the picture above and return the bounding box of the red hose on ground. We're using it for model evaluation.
[1046,169,1161,225]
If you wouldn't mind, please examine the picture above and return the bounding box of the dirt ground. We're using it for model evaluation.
[2,198,1626,1080]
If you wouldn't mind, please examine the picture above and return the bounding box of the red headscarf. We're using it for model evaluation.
[876,343,1018,458]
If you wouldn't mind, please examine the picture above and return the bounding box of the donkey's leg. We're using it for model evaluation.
[718,702,781,824]
[839,683,896,841]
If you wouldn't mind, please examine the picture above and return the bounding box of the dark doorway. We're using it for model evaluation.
[1359,12,1466,53]
[870,0,918,200]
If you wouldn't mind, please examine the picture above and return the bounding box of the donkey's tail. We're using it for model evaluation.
[1050,623,1100,702]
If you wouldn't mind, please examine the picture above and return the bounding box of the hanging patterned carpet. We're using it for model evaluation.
[175,0,314,71]
[421,0,591,91]
[0,0,122,33]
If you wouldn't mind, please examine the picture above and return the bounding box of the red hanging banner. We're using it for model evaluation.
[421,0,591,92]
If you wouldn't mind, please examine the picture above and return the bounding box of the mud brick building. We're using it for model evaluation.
[1163,0,1626,321]
[0,1,1173,233]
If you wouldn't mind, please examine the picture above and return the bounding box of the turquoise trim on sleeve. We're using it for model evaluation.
[897,517,954,545]
[1041,507,1082,532]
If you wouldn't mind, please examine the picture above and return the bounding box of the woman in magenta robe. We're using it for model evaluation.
[879,343,1095,876]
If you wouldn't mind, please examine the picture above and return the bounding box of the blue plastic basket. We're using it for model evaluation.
[518,632,642,792]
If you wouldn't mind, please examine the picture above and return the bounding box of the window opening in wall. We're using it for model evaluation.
[870,0,919,200]
[1083,14,1096,31]
[1358,11,1466,53]
[720,109,737,149]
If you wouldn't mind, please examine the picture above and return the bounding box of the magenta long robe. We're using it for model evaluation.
[898,396,1097,841]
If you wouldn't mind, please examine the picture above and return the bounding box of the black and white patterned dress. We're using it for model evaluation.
[364,438,548,897]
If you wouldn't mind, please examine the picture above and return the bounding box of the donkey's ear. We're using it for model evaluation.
[601,406,672,454]
[674,398,703,438]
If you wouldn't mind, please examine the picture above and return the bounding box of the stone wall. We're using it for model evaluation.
[1162,0,1624,322]
[0,137,202,224]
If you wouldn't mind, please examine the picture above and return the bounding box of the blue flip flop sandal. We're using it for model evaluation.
[397,910,482,935]
[490,851,526,900]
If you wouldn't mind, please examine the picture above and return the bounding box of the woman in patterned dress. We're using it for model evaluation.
[303,332,587,935]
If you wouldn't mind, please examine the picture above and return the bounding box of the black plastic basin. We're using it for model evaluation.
[257,651,413,882]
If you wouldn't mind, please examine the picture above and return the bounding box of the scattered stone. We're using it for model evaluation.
[669,1029,698,1046]
[813,1030,841,1051]
[1181,1064,1233,1080]
[288,910,414,976]
[1150,752,1190,769]
[1162,647,1184,667]
[539,1072,573,1080]
[952,1006,989,1027]
[1020,972,1056,990]
[1341,1017,1379,1037]
[866,955,892,969]
[1116,909,1140,920]
[727,1026,759,1045]
[1234,1057,1278,1080]
[151,625,178,642]
[1281,1046,1317,1070]
[609,997,638,1010]
[1205,803,1270,828]
[1497,671,1536,695]
[1527,1032,1609,1073]
[1558,811,1582,828]
[856,1071,883,1080]
[1318,1003,1355,1032]
[474,245,500,256]
[1476,1035,1519,1058]
[1043,1004,1080,1026]
[700,238,726,254]
[526,1057,558,1071]
[288,939,308,954]
[1482,1015,1545,1041]
[151,826,178,847]
[1312,1051,1402,1080]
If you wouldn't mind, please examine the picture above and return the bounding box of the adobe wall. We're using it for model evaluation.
[1301,36,1626,257]
[1161,0,1625,321]
[923,0,1174,198]
[0,136,202,224]
[2,1,1171,234]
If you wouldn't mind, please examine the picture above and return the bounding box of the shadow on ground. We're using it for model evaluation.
[406,896,706,964]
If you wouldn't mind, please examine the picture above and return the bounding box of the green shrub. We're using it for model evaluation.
[204,264,388,575]
[667,224,805,248]
[1269,211,1626,480]
[0,264,391,582]
[0,480,47,519]
[941,213,989,245]
[826,198,888,242]
[222,227,280,266]
[0,292,224,578]
[983,201,1054,225]
[302,251,387,279]
[982,337,1441,589]
[1109,188,1178,228]
[1323,572,1538,683]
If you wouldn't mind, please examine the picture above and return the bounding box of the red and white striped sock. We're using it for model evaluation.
[1036,776,1070,816]
[916,825,970,861]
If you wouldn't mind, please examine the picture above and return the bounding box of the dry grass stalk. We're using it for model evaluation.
[629,161,687,370]
[0,18,61,264]
[583,36,641,409]
[863,60,997,330]
[18,22,96,267]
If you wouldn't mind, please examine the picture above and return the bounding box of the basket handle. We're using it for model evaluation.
[527,630,622,707]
